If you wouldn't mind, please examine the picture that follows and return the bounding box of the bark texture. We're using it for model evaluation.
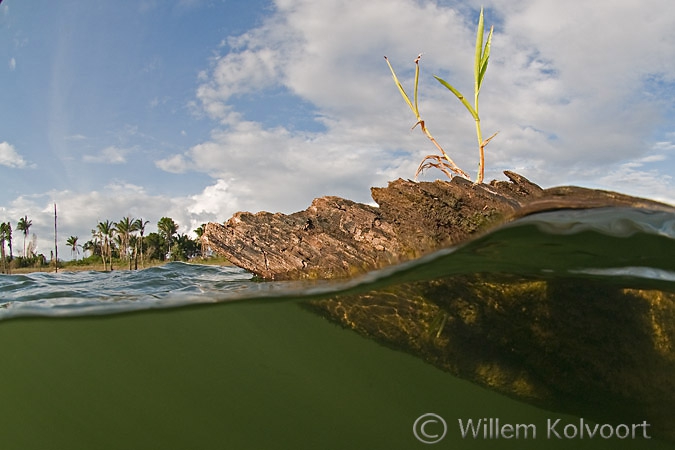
[203,171,673,280]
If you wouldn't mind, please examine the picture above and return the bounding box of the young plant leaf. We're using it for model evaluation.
[474,7,485,89]
[434,76,478,120]
[385,55,470,180]
[477,25,493,91]
[385,8,495,183]
[413,54,421,117]
[384,56,418,119]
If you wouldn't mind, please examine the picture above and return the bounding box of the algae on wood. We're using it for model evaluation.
[304,275,675,441]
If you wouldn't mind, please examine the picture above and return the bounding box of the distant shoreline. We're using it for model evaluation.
[0,257,233,276]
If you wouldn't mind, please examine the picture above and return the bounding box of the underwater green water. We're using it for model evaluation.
[0,299,671,449]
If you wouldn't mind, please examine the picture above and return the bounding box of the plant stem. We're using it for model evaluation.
[475,117,484,184]
[420,122,470,179]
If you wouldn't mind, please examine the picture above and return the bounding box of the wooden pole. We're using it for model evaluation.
[54,202,58,273]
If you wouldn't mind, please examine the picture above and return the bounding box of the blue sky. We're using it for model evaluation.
[1,0,675,259]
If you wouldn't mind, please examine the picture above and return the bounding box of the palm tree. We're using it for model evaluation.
[6,222,12,264]
[0,222,8,273]
[88,228,103,256]
[66,236,81,261]
[83,238,99,259]
[4,222,12,273]
[133,218,150,268]
[91,228,105,271]
[172,233,199,261]
[194,224,206,258]
[114,216,137,265]
[157,217,178,260]
[97,220,115,271]
[17,215,32,258]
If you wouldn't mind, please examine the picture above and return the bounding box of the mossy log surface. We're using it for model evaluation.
[204,171,673,280]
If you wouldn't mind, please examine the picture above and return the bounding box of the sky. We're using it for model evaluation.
[1,0,675,259]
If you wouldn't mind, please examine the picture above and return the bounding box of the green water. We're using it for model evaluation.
[0,299,671,450]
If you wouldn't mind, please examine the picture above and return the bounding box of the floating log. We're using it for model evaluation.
[203,171,673,280]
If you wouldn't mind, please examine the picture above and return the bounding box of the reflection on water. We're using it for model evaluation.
[306,274,675,441]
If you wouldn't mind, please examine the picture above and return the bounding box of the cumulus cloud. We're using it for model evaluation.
[83,146,132,164]
[155,153,191,173]
[0,181,236,260]
[0,141,29,168]
[196,47,279,120]
[184,178,241,232]
[164,0,478,213]
[154,0,675,222]
[159,118,411,214]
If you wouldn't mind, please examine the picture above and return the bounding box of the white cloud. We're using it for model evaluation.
[639,154,667,163]
[158,118,411,214]
[8,57,16,71]
[163,0,480,215]
[162,0,675,221]
[155,153,190,173]
[593,164,675,205]
[196,47,279,120]
[652,140,675,152]
[83,146,132,164]
[0,141,29,168]
[184,179,241,233]
[0,180,240,260]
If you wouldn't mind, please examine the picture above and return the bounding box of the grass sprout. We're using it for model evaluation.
[384,54,470,180]
[386,7,497,184]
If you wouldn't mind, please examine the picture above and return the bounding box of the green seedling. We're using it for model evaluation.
[386,7,497,183]
[385,54,470,180]
[435,7,497,183]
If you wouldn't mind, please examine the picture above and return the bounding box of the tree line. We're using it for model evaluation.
[0,215,207,273]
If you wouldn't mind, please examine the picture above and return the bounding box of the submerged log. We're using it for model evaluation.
[203,171,673,280]
[304,276,675,441]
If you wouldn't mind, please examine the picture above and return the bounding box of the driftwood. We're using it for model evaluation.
[203,171,674,280]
